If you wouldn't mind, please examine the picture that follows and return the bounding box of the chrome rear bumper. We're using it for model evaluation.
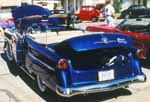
[55,75,146,97]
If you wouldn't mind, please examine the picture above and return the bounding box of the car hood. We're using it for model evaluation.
[63,33,132,52]
[86,24,116,32]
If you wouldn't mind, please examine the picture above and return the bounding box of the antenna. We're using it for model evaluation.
[45,30,48,48]
[40,15,49,48]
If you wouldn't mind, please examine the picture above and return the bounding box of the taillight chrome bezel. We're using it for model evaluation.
[136,49,145,59]
[58,59,68,70]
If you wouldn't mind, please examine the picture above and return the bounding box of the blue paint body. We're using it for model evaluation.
[5,5,146,97]
[25,33,145,90]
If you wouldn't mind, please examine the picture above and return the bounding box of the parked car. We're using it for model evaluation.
[0,17,15,29]
[74,5,104,22]
[86,18,150,63]
[4,5,146,97]
[119,5,150,19]
[0,17,15,35]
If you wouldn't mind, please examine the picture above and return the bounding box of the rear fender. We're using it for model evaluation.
[129,47,143,74]
[133,41,147,58]
[57,60,72,88]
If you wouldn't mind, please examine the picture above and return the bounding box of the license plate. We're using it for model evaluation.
[98,70,114,81]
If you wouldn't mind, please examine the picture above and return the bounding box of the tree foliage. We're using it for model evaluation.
[114,0,121,13]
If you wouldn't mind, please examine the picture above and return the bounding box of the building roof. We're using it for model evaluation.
[0,0,19,7]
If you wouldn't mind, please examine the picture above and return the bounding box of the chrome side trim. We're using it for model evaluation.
[20,66,35,80]
[28,52,55,71]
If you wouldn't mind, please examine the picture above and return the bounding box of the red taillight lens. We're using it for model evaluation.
[58,59,68,70]
[136,49,145,59]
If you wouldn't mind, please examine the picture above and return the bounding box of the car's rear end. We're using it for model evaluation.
[54,33,146,97]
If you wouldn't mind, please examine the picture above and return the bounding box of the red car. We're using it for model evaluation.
[86,18,150,63]
[75,5,104,22]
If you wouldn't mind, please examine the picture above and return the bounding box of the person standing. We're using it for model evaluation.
[53,3,58,14]
[67,4,75,28]
[104,0,115,26]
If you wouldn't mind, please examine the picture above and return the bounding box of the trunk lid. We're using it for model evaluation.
[68,47,134,86]
[55,33,136,86]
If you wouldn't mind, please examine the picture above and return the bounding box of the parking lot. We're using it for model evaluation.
[0,21,150,102]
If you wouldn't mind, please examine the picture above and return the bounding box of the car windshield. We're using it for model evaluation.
[138,5,145,9]
[81,7,89,11]
[89,7,94,11]
[117,18,150,34]
[130,5,145,9]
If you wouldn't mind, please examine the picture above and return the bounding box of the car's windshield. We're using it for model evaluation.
[130,5,145,9]
[138,5,145,9]
[117,18,150,34]
[81,7,89,11]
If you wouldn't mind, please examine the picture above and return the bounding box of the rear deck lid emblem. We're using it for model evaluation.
[101,37,109,44]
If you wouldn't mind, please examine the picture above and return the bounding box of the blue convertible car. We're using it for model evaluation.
[4,5,146,97]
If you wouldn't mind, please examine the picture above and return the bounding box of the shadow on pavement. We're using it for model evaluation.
[1,52,132,102]
[67,88,131,102]
[1,53,19,76]
[141,61,150,69]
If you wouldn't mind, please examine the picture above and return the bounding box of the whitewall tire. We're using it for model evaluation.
[5,44,14,61]
[37,76,46,92]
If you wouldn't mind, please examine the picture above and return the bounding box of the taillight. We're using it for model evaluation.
[136,49,145,59]
[58,59,68,70]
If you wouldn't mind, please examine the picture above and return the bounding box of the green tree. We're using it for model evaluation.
[114,0,121,13]
[143,0,147,7]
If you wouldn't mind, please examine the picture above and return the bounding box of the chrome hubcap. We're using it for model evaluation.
[6,44,14,61]
[37,76,46,92]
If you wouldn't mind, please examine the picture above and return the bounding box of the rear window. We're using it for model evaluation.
[55,42,129,70]
[118,18,150,33]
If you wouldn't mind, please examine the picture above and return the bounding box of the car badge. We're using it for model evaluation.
[94,37,115,44]
[101,37,108,44]
[117,38,127,44]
